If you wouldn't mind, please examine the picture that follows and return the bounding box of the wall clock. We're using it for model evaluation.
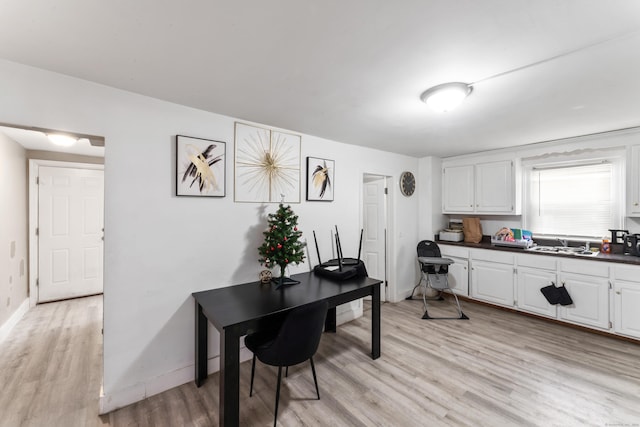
[400,171,416,197]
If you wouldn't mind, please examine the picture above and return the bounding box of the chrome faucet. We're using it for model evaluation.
[556,238,568,247]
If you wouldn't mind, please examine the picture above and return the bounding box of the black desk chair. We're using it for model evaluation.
[245,299,328,426]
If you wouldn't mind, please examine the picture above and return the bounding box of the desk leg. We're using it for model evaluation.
[195,302,207,387]
[372,284,381,359]
[220,328,240,427]
[325,307,337,333]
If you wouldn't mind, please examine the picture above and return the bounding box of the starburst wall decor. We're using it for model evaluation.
[234,122,301,203]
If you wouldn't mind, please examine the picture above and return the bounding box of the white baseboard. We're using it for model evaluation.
[336,299,363,324]
[398,288,416,301]
[99,303,363,414]
[0,298,29,344]
[99,346,254,414]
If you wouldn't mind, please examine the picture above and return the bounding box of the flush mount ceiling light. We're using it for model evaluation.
[47,133,78,147]
[420,82,472,112]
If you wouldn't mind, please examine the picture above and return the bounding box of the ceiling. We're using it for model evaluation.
[1,1,639,158]
[0,126,105,157]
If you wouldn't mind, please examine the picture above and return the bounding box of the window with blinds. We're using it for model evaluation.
[525,161,623,239]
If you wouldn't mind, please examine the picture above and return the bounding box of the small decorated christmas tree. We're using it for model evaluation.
[258,204,306,286]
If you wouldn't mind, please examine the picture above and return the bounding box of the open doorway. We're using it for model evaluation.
[0,124,105,423]
[362,173,391,302]
[0,124,105,308]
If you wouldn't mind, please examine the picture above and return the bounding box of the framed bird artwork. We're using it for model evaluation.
[176,135,226,197]
[306,157,334,201]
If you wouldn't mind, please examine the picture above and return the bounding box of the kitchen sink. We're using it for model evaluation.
[527,245,599,257]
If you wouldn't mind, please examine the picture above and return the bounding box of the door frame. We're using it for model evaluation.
[28,159,104,307]
[361,173,394,302]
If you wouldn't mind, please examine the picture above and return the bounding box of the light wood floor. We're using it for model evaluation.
[1,295,639,427]
[0,295,104,427]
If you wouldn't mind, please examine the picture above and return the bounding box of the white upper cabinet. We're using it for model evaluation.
[628,145,640,216]
[442,159,520,215]
[442,164,474,212]
[475,160,515,213]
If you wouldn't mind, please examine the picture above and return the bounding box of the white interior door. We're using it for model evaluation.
[38,166,104,302]
[363,175,387,301]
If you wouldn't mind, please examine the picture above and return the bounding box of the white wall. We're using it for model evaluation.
[0,132,29,332]
[0,59,419,411]
[417,156,446,241]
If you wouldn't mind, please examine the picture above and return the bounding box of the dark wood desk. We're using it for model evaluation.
[192,271,382,427]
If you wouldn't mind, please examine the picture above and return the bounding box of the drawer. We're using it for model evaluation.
[561,259,609,278]
[517,253,557,271]
[471,249,514,265]
[439,245,469,259]
[613,265,640,283]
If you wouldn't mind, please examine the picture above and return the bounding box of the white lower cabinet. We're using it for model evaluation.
[516,254,558,318]
[613,265,640,339]
[558,272,610,330]
[445,257,469,296]
[516,267,557,318]
[440,244,640,340]
[613,281,640,339]
[470,258,514,307]
[440,246,469,296]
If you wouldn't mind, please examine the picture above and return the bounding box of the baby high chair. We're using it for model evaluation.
[408,240,468,320]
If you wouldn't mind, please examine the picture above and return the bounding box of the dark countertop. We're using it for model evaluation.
[437,238,640,266]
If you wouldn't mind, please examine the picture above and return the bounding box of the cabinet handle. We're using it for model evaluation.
[635,202,639,206]
[616,291,621,295]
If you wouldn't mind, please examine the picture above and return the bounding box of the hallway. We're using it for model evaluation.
[0,296,104,427]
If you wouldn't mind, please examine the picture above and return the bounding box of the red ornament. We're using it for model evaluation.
[277,243,282,249]
[284,237,288,241]
[271,246,274,251]
[294,227,298,231]
[285,259,289,263]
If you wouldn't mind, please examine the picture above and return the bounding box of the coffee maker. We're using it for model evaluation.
[623,233,640,256]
